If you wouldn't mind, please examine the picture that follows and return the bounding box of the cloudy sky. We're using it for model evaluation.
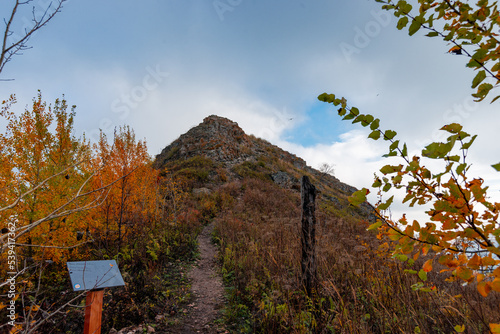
[1,0,499,218]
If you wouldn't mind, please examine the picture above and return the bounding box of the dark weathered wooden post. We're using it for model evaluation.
[300,175,317,297]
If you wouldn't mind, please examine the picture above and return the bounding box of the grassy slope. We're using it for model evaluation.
[163,153,500,333]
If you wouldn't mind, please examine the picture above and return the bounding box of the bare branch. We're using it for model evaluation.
[0,158,87,213]
[15,238,94,249]
[0,164,139,249]
[0,0,66,78]
[25,290,87,334]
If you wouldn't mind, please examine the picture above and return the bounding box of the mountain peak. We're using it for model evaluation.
[153,114,373,219]
[154,115,306,170]
[154,114,252,166]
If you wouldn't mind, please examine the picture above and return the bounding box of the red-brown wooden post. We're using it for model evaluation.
[84,289,104,334]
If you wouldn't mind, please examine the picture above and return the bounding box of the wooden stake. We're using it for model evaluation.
[300,175,317,297]
[84,289,104,334]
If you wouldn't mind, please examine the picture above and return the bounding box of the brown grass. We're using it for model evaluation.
[214,178,500,333]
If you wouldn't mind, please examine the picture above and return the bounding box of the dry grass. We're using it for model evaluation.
[214,178,500,333]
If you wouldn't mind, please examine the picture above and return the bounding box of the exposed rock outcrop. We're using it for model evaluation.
[154,115,375,220]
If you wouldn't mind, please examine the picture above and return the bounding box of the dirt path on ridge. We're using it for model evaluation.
[180,222,226,333]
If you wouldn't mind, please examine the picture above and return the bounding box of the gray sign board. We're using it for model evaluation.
[67,260,125,291]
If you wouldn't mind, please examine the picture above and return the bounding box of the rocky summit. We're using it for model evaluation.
[153,115,373,219]
[154,115,306,170]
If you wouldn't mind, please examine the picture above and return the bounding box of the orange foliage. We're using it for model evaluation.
[0,93,163,269]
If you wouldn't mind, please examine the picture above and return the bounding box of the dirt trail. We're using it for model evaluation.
[181,222,226,333]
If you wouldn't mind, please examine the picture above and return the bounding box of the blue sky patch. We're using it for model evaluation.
[284,100,349,147]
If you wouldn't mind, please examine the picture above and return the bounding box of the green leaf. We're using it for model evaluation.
[472,70,486,89]
[348,188,369,206]
[444,31,454,41]
[418,269,428,281]
[389,140,400,151]
[491,95,500,103]
[425,31,439,37]
[467,58,481,69]
[408,20,421,35]
[422,141,454,159]
[472,83,494,102]
[395,254,408,262]
[360,114,374,127]
[383,151,398,157]
[461,134,477,150]
[492,163,500,171]
[368,130,381,140]
[491,61,500,72]
[350,107,360,116]
[343,113,356,120]
[378,195,394,210]
[440,123,462,134]
[456,267,473,281]
[370,118,380,130]
[397,16,409,30]
[318,93,335,103]
[408,14,424,36]
[456,163,467,175]
[384,130,397,140]
[380,164,401,174]
[367,221,383,231]
[401,143,408,157]
[472,48,488,61]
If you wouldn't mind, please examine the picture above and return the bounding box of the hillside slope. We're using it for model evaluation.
[154,115,372,220]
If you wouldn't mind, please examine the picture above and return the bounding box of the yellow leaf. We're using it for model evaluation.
[491,278,500,292]
[482,256,498,267]
[490,323,500,333]
[477,281,491,297]
[468,254,481,270]
[456,266,473,282]
[454,324,465,333]
[477,273,485,283]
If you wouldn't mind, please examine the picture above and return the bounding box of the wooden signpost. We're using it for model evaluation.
[67,260,125,334]
[84,289,104,334]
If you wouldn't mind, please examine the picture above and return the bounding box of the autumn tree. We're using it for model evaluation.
[90,126,160,255]
[0,93,109,263]
[0,93,136,333]
[0,93,173,333]
[319,0,500,331]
